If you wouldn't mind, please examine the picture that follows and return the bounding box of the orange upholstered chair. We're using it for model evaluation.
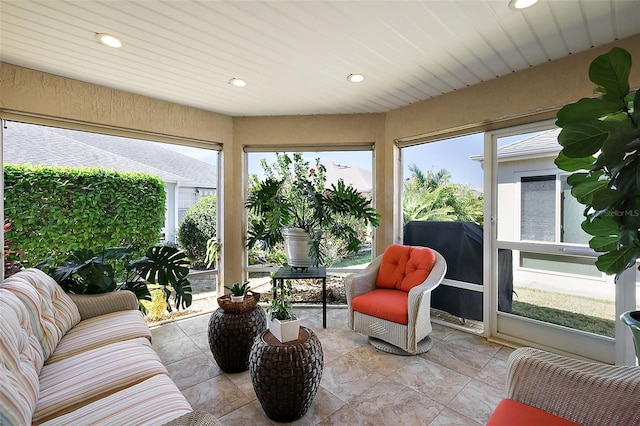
[345,244,446,355]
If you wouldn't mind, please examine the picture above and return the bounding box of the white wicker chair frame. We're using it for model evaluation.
[345,248,447,355]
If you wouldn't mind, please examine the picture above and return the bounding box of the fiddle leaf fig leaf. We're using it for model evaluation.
[632,90,640,124]
[555,97,622,127]
[589,46,631,102]
[554,151,594,172]
[570,179,608,205]
[588,235,618,252]
[595,246,638,276]
[557,121,615,158]
[590,187,623,210]
[581,214,618,236]
[613,156,640,195]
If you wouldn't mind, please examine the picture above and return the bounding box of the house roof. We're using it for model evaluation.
[470,128,561,163]
[3,122,217,187]
[323,162,372,193]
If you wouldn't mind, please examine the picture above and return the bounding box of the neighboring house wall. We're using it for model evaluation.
[493,135,602,281]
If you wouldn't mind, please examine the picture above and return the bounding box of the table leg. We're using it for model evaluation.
[322,277,326,328]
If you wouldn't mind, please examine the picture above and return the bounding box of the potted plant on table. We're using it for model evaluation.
[246,152,380,268]
[267,279,300,343]
[225,281,251,302]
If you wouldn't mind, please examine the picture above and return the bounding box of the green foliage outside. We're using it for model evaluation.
[402,165,483,226]
[4,164,166,266]
[247,153,378,267]
[177,194,217,268]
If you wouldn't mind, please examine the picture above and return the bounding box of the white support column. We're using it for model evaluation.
[616,266,637,365]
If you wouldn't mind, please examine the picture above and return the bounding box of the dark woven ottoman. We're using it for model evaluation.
[249,326,323,422]
[207,305,267,373]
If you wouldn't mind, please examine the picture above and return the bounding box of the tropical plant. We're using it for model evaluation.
[555,47,640,276]
[177,194,217,268]
[204,237,221,269]
[267,279,295,321]
[38,244,193,311]
[225,281,250,296]
[246,153,380,267]
[402,165,483,226]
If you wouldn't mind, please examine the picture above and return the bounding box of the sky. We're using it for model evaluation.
[161,131,545,189]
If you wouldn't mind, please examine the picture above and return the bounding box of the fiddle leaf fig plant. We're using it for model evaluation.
[555,47,640,276]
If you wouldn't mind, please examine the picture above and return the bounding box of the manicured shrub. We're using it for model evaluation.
[177,194,217,267]
[4,164,166,266]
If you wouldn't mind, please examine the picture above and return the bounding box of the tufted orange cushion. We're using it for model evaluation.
[376,245,436,291]
[351,289,408,324]
[487,399,581,426]
[376,244,410,289]
[398,246,436,292]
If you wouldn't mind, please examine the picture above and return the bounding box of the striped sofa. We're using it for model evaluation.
[0,268,220,426]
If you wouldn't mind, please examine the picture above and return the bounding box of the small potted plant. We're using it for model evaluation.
[267,279,300,343]
[225,281,250,302]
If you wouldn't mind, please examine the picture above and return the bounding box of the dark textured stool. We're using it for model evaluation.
[249,326,323,422]
[207,306,266,373]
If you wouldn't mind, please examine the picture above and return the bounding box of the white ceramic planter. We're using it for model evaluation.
[231,295,244,303]
[268,317,301,343]
[282,227,313,268]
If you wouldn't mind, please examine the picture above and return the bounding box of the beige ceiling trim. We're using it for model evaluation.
[243,142,374,153]
[0,110,222,151]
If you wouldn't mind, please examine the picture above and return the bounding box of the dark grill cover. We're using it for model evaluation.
[403,221,513,321]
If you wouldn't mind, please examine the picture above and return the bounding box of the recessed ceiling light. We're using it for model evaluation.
[229,78,247,87]
[347,73,365,83]
[508,0,539,10]
[95,33,123,48]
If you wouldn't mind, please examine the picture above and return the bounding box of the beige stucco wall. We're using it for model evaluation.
[0,62,232,145]
[1,33,639,285]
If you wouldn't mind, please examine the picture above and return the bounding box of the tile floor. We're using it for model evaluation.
[151,307,513,425]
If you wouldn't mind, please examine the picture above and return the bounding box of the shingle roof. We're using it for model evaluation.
[496,128,561,160]
[3,122,217,187]
[323,162,372,193]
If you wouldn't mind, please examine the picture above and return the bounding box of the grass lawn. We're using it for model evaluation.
[331,251,372,268]
[511,286,615,337]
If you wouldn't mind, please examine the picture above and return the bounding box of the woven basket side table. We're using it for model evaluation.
[249,326,324,422]
[207,305,266,373]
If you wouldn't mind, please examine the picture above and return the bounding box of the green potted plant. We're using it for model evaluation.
[266,278,300,343]
[225,281,250,302]
[246,152,380,268]
[555,46,640,359]
[555,47,640,276]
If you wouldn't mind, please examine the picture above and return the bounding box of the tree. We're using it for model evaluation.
[402,164,483,226]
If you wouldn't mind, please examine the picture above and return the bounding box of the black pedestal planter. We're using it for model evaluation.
[207,305,266,373]
[249,327,323,422]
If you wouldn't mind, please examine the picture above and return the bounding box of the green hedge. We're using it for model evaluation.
[177,194,216,268]
[4,164,166,266]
